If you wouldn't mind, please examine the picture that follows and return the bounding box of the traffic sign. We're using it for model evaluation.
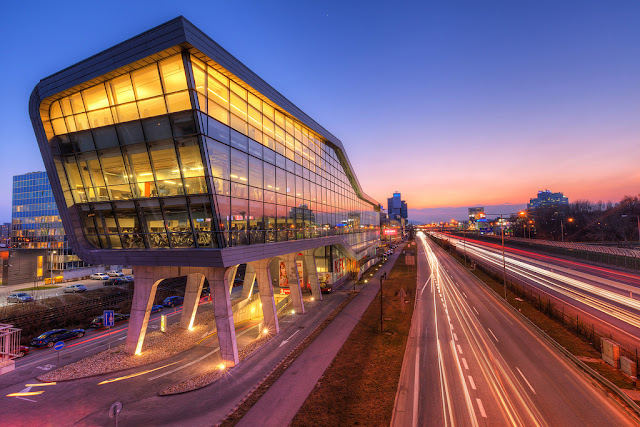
[109,401,122,418]
[104,310,115,327]
[53,341,64,351]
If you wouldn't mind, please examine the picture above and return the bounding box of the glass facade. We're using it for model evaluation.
[39,51,379,251]
[11,172,88,270]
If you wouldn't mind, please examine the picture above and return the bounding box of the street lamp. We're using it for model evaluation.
[485,212,521,300]
[621,215,640,245]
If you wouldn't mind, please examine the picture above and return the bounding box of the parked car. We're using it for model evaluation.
[16,346,30,357]
[104,278,124,286]
[31,329,85,348]
[108,270,124,277]
[320,285,333,294]
[63,284,87,293]
[162,296,184,308]
[90,273,109,280]
[201,287,210,297]
[151,305,164,314]
[89,313,130,329]
[121,276,135,284]
[7,293,34,303]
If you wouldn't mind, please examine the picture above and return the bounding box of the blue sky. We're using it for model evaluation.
[1,1,638,223]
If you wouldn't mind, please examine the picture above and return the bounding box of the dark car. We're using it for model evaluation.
[320,285,333,294]
[31,329,85,348]
[201,287,210,297]
[89,313,130,329]
[121,276,135,284]
[104,278,124,286]
[162,296,184,308]
[151,305,164,314]
[16,346,30,357]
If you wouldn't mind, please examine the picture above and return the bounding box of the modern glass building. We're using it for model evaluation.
[7,172,94,285]
[30,16,380,271]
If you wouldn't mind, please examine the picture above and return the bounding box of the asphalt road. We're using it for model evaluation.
[438,232,640,351]
[392,233,638,426]
[0,289,350,426]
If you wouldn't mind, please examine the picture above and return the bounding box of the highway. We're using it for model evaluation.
[392,233,638,426]
[438,232,640,351]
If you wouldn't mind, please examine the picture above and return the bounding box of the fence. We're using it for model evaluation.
[431,234,640,369]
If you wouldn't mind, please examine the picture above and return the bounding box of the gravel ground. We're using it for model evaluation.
[38,309,217,382]
[160,334,272,395]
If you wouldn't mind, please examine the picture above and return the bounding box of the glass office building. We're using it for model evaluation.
[30,17,380,270]
[11,172,89,272]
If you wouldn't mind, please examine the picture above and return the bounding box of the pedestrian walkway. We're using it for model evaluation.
[238,243,407,426]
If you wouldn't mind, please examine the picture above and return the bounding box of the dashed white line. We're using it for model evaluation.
[453,333,458,341]
[457,344,463,354]
[472,306,479,315]
[468,375,477,390]
[462,358,469,370]
[463,292,468,299]
[488,328,499,343]
[476,398,487,418]
[516,367,537,394]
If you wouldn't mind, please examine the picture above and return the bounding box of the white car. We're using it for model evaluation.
[108,271,124,277]
[90,273,109,280]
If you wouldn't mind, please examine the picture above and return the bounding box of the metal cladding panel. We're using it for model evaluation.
[29,16,379,267]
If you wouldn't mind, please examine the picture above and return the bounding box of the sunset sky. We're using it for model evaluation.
[1,1,638,223]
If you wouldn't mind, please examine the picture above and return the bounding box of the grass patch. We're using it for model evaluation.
[291,242,417,427]
[15,285,60,291]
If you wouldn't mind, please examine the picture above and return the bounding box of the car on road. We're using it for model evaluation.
[89,313,130,329]
[7,292,34,303]
[104,278,124,286]
[31,328,85,348]
[121,275,135,284]
[16,346,30,357]
[320,285,333,294]
[151,304,164,314]
[63,284,87,293]
[108,270,124,277]
[162,296,184,308]
[90,273,109,280]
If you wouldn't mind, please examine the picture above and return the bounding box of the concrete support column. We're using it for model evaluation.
[303,250,323,301]
[179,273,206,329]
[226,264,239,295]
[208,267,239,366]
[125,266,162,355]
[283,254,305,314]
[250,260,279,334]
[241,269,256,300]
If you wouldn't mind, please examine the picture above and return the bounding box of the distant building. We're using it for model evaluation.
[387,192,408,221]
[0,222,9,247]
[468,207,489,231]
[7,171,101,285]
[528,190,569,210]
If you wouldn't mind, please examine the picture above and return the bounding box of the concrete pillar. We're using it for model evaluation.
[226,264,239,295]
[303,250,323,301]
[283,254,305,314]
[250,260,279,334]
[208,267,239,366]
[242,268,256,300]
[179,273,206,329]
[125,266,163,355]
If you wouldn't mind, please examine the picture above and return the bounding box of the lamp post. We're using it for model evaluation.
[486,212,521,300]
[622,215,640,245]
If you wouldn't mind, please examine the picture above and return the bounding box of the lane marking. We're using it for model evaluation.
[16,397,37,402]
[278,329,300,348]
[516,367,537,394]
[453,332,458,341]
[472,306,479,315]
[463,292,468,299]
[457,344,463,354]
[462,358,469,370]
[468,375,477,390]
[476,398,487,418]
[488,328,499,343]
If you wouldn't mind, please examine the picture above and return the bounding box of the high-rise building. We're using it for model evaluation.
[528,190,569,210]
[8,171,96,285]
[387,192,408,221]
[30,17,381,360]
[0,222,9,247]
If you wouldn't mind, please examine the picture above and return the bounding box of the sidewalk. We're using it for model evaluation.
[237,243,407,427]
